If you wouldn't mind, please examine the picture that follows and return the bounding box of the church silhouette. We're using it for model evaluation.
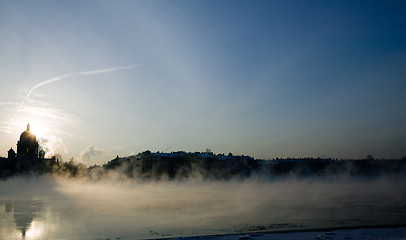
[8,124,45,161]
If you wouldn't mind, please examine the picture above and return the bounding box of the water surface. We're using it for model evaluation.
[1,176,405,239]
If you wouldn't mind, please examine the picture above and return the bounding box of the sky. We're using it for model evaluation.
[0,0,405,164]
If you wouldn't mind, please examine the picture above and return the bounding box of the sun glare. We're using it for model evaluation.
[18,119,50,139]
[29,121,49,138]
[25,221,44,239]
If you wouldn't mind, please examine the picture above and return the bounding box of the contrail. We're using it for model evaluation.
[19,64,141,108]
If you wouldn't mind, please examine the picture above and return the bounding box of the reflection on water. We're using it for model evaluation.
[0,176,406,239]
[1,199,45,239]
[2,199,42,237]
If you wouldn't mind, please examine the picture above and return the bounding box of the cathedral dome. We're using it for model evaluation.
[19,124,36,145]
[17,124,39,159]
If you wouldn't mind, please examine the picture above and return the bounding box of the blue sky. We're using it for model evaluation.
[1,0,405,163]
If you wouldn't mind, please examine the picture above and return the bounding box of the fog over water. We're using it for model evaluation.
[1,175,406,239]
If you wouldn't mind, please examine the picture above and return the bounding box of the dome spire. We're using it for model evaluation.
[27,123,30,131]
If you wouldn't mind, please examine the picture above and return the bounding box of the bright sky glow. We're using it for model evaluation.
[0,1,405,163]
[24,120,49,139]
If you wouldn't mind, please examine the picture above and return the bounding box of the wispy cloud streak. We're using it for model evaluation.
[19,64,141,108]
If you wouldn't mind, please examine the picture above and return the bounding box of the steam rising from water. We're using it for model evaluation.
[1,175,406,239]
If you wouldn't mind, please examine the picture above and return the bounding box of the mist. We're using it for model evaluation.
[1,174,406,239]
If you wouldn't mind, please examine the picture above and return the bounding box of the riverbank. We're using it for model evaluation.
[167,226,406,240]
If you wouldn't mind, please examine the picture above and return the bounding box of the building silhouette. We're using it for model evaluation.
[0,124,58,178]
[16,124,39,160]
[8,147,16,160]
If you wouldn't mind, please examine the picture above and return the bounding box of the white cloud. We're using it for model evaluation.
[18,99,81,124]
[20,64,142,108]
[80,145,105,162]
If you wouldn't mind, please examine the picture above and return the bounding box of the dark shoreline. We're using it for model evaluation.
[156,224,406,240]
